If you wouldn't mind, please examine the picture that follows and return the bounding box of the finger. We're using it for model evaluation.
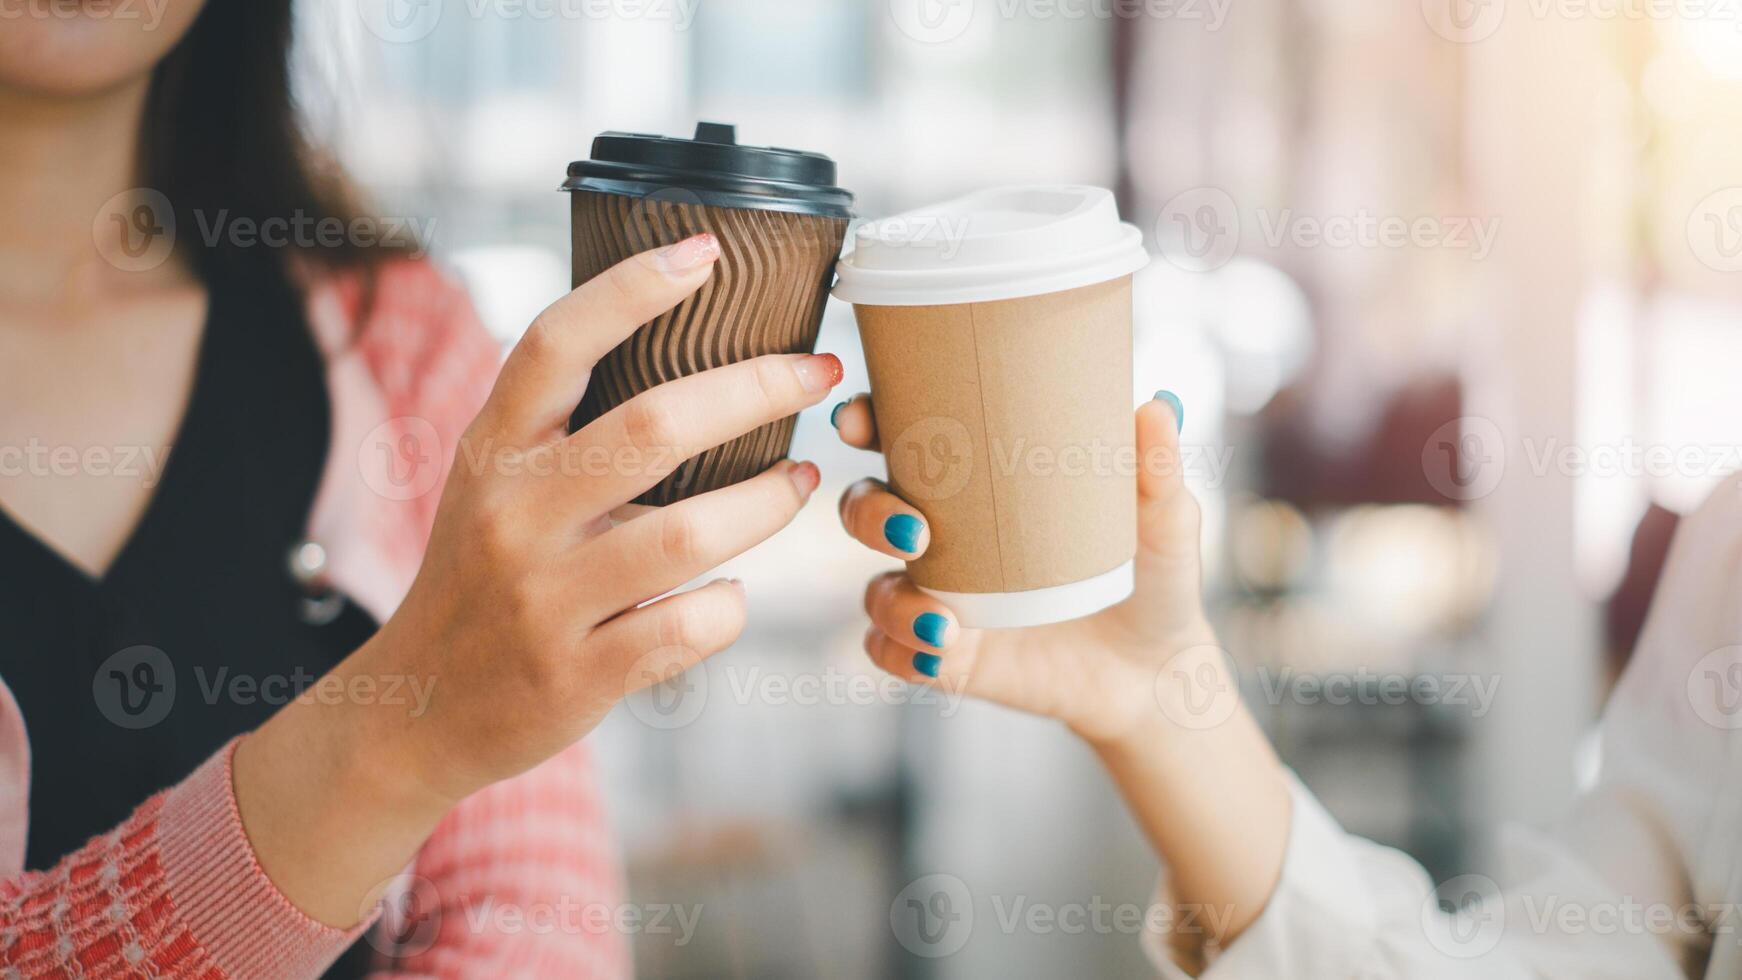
[483,234,722,444]
[863,626,938,685]
[1139,389,1187,505]
[1135,389,1204,568]
[568,353,842,510]
[862,623,976,688]
[576,460,821,620]
[864,573,959,660]
[839,478,929,559]
[590,578,748,698]
[829,394,878,451]
[861,605,1098,722]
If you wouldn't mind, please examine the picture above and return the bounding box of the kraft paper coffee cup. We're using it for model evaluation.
[833,186,1150,628]
[564,122,853,506]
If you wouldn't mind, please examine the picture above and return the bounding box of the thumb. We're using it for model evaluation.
[1135,391,1203,565]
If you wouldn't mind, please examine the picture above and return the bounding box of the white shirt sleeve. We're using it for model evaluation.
[1145,475,1742,979]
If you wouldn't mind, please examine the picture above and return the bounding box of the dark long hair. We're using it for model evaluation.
[139,0,415,286]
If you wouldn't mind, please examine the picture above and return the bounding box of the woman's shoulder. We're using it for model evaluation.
[298,257,505,446]
[295,257,506,620]
[1681,474,1742,535]
[301,256,501,374]
[1613,473,1742,704]
[1659,475,1742,591]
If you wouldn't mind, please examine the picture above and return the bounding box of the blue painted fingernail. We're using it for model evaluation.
[913,652,942,678]
[1154,390,1184,432]
[830,401,848,428]
[913,612,950,648]
[883,514,924,554]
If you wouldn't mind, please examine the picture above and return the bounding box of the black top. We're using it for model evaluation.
[0,258,378,976]
[564,121,855,219]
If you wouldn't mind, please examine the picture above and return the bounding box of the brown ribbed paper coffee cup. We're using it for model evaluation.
[567,192,848,506]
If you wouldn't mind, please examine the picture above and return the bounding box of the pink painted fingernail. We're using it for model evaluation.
[794,354,844,394]
[788,460,821,497]
[655,233,720,274]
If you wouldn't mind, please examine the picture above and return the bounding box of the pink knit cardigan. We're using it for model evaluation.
[0,260,629,978]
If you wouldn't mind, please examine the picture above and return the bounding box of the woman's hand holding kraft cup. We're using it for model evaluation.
[233,233,844,927]
[835,392,1294,965]
[835,394,1208,738]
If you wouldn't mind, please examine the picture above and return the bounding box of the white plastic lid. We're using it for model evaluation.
[832,185,1150,306]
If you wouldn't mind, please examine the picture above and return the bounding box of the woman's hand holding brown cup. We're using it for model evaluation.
[234,234,843,926]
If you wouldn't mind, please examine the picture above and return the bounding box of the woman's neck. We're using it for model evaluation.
[0,77,188,311]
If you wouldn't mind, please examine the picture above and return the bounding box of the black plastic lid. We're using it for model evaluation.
[563,122,853,220]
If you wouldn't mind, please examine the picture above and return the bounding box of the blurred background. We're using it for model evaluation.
[297,1,1742,975]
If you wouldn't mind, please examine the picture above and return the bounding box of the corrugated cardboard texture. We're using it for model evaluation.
[855,278,1137,594]
[570,191,848,505]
